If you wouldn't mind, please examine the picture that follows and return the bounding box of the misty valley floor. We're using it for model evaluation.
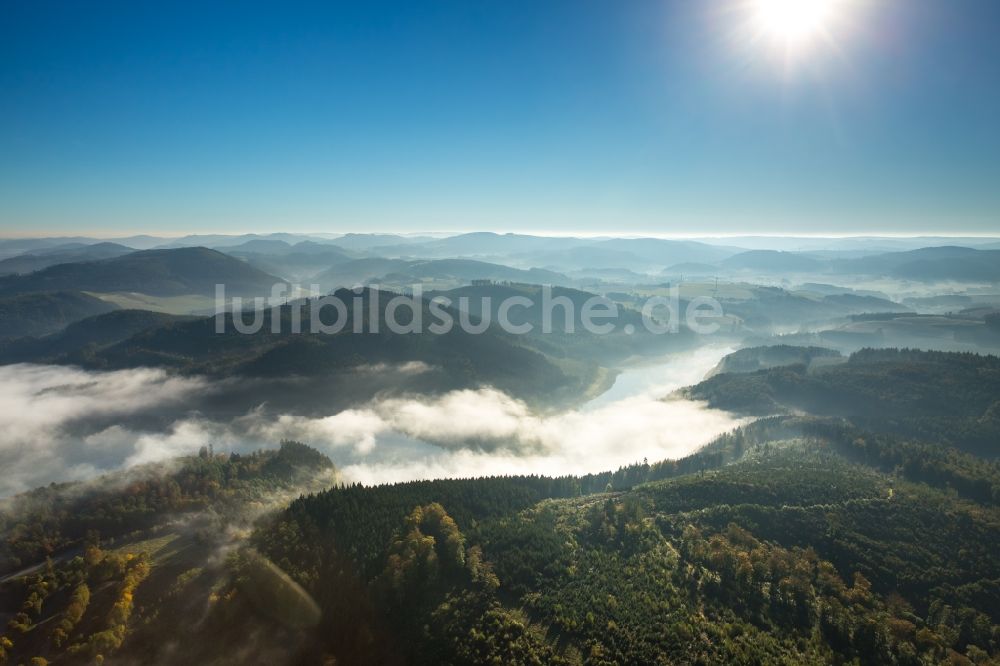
[0,346,741,497]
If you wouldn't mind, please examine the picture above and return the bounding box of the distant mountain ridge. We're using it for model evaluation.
[851,246,1000,282]
[220,241,360,282]
[0,242,136,276]
[313,257,573,289]
[2,235,999,287]
[0,247,284,297]
[367,233,741,270]
[722,250,825,273]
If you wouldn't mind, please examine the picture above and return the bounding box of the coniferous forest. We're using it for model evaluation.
[2,349,999,665]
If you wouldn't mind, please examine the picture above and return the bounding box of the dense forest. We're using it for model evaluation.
[684,348,1000,458]
[0,441,334,576]
[704,344,844,377]
[248,443,999,664]
[2,349,999,664]
[0,441,337,665]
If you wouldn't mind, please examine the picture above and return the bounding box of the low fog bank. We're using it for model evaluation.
[0,348,740,496]
[783,276,1000,305]
[334,392,742,485]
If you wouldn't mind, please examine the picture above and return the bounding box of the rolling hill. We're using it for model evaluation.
[379,259,569,285]
[590,237,738,266]
[838,246,1000,282]
[685,347,1000,457]
[721,250,826,273]
[329,233,441,251]
[0,291,119,339]
[0,309,197,364]
[706,344,843,377]
[0,289,608,407]
[313,258,572,290]
[0,242,136,276]
[428,283,702,362]
[311,257,413,289]
[0,247,284,297]
[222,241,360,281]
[360,233,741,269]
[370,232,571,258]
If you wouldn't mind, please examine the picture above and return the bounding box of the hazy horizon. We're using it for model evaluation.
[3,230,1000,241]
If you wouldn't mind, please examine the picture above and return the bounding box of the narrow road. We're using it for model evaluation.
[0,546,83,585]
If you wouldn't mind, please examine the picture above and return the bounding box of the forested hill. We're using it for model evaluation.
[0,247,283,297]
[0,291,118,339]
[0,441,335,576]
[705,344,843,377]
[4,352,1000,664]
[0,442,337,666]
[244,416,1000,664]
[0,288,613,408]
[685,348,1000,457]
[0,309,197,364]
[232,350,1000,664]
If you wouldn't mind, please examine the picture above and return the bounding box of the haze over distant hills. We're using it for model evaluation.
[0,247,284,297]
[836,246,1000,282]
[2,232,999,348]
[0,242,136,276]
[4,231,999,256]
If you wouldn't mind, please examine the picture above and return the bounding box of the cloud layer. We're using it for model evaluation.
[0,349,740,497]
[0,364,220,495]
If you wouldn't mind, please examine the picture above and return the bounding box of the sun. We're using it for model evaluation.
[752,0,840,47]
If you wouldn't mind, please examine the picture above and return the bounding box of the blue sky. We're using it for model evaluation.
[1,0,999,237]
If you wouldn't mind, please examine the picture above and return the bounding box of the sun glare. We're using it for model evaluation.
[752,0,840,48]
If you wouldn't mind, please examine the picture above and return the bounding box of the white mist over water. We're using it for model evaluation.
[582,345,734,408]
[0,346,741,496]
[323,345,742,484]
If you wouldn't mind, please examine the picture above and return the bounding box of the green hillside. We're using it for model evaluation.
[0,247,284,297]
[685,348,1000,457]
[0,309,196,364]
[0,291,118,339]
